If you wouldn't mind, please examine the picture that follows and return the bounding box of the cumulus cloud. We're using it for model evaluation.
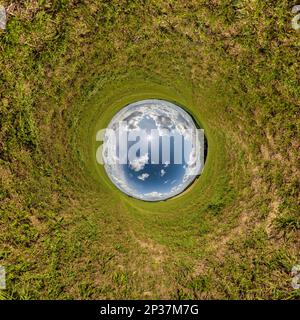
[129,153,149,172]
[105,164,136,197]
[164,161,170,168]
[138,173,149,181]
[143,191,164,200]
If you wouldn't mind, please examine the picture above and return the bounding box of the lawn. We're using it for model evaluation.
[0,0,299,299]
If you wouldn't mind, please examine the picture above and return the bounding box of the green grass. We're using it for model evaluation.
[0,0,299,299]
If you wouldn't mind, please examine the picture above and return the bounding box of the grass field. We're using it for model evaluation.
[0,0,299,299]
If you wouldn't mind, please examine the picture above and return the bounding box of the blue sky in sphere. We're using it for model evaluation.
[102,99,202,201]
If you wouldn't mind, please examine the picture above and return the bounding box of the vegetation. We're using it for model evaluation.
[0,0,299,299]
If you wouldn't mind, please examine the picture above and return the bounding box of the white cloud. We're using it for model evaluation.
[129,153,149,172]
[164,161,170,168]
[143,191,164,200]
[137,173,149,181]
[160,169,166,177]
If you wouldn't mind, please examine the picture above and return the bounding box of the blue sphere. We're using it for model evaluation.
[102,99,203,201]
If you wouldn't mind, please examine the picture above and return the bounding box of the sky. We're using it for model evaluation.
[102,99,203,201]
